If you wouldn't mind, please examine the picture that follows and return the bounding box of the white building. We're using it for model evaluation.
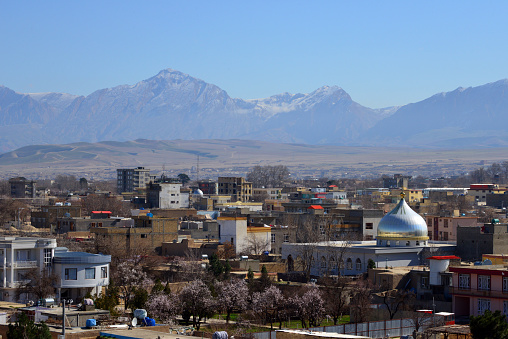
[146,182,183,209]
[282,196,455,277]
[0,237,56,301]
[53,247,111,301]
[0,237,110,302]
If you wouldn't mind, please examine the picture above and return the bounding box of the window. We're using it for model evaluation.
[320,257,327,269]
[444,219,449,228]
[44,248,52,267]
[346,258,353,270]
[478,299,491,315]
[101,266,108,278]
[478,275,491,291]
[365,223,373,230]
[140,234,147,238]
[503,277,508,292]
[421,276,429,288]
[85,268,96,279]
[283,234,289,243]
[65,268,77,280]
[356,258,362,271]
[271,234,276,243]
[504,301,508,316]
[459,274,470,289]
[330,257,337,269]
[320,225,325,235]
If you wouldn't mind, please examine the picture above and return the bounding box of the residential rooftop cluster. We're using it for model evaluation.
[1,167,508,338]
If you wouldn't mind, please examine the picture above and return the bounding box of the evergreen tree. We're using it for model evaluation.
[367,259,376,269]
[208,253,224,278]
[152,279,165,294]
[260,265,271,290]
[470,310,508,339]
[129,287,149,310]
[7,312,51,339]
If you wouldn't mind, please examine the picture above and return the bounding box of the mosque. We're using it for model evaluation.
[282,194,456,276]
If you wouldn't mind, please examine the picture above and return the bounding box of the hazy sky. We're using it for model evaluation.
[2,1,508,108]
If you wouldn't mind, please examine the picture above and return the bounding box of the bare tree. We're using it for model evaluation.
[16,268,58,302]
[322,276,350,325]
[242,233,270,255]
[350,279,374,323]
[378,289,415,320]
[82,194,130,216]
[247,165,290,188]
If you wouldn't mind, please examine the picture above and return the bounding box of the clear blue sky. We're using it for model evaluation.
[1,1,508,108]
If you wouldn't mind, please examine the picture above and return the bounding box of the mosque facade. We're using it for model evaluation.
[282,196,456,276]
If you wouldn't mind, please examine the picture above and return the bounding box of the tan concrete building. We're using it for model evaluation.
[218,177,252,202]
[91,216,179,254]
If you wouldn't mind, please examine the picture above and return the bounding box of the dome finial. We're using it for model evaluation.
[400,192,405,200]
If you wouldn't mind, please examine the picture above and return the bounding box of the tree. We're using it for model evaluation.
[82,194,130,217]
[350,279,373,322]
[0,199,30,228]
[180,279,215,330]
[208,253,226,279]
[145,292,181,324]
[246,165,290,188]
[291,287,325,328]
[16,268,58,302]
[367,259,376,269]
[242,233,270,255]
[379,289,414,320]
[177,173,191,185]
[129,287,149,310]
[252,285,285,330]
[93,285,120,315]
[259,265,271,290]
[7,312,51,339]
[113,261,152,311]
[215,279,248,323]
[79,177,88,190]
[470,310,508,339]
[322,276,349,325]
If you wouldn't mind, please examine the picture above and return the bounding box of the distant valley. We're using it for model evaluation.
[0,139,506,181]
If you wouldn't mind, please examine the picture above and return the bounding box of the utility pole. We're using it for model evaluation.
[62,299,66,339]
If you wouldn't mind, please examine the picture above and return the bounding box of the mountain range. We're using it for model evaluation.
[1,69,508,152]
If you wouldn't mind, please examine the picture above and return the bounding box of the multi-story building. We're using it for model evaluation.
[146,181,183,209]
[117,167,151,193]
[218,177,252,202]
[456,222,508,261]
[9,177,36,198]
[450,263,508,318]
[383,174,411,189]
[0,237,110,302]
[468,184,503,205]
[91,215,180,253]
[425,215,478,241]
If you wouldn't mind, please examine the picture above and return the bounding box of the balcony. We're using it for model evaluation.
[450,287,508,299]
[13,261,38,268]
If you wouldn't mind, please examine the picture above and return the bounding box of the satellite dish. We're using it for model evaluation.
[131,318,137,327]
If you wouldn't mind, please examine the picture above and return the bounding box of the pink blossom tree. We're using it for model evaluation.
[290,287,325,328]
[113,261,152,311]
[252,285,284,329]
[215,279,248,323]
[180,279,215,330]
[145,292,181,324]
